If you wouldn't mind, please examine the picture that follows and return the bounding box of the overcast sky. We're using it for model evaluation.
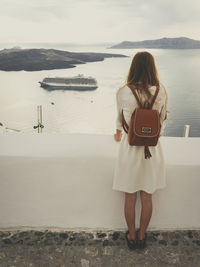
[0,0,200,44]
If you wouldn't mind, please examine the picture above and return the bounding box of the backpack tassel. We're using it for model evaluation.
[144,146,152,159]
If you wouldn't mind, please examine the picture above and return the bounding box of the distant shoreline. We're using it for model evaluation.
[109,37,200,49]
[0,48,127,72]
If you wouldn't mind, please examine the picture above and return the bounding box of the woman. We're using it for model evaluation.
[112,51,169,250]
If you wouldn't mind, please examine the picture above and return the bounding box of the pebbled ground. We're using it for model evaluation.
[0,229,199,267]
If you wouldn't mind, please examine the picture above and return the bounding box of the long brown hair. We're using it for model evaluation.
[125,51,160,96]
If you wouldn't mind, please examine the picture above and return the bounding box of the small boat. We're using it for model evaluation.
[39,74,98,91]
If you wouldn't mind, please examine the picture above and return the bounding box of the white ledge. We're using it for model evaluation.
[0,134,199,230]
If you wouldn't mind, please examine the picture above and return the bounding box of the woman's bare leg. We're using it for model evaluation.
[124,192,137,240]
[139,190,152,240]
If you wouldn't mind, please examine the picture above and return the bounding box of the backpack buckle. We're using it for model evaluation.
[142,127,152,133]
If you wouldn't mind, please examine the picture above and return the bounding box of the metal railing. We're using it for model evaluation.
[184,125,190,138]
[33,105,44,133]
[0,105,192,136]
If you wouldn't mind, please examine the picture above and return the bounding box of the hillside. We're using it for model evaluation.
[0,48,127,71]
[109,37,200,49]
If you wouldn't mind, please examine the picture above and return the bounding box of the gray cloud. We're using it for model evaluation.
[0,0,199,43]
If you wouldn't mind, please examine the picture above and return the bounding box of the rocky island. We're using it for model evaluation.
[109,37,200,49]
[0,48,127,71]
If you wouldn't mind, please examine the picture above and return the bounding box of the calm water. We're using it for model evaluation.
[0,43,200,136]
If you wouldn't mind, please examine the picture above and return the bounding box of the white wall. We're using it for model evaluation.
[0,134,200,230]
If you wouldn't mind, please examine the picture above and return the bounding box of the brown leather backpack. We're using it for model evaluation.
[121,85,161,159]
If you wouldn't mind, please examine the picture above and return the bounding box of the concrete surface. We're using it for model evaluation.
[0,134,200,230]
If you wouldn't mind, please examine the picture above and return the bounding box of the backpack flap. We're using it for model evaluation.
[134,108,160,137]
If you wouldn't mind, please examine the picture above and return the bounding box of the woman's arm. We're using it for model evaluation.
[159,84,169,124]
[114,89,123,142]
[159,86,170,136]
[114,129,122,142]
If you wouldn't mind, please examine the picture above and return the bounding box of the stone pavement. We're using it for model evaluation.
[0,229,199,267]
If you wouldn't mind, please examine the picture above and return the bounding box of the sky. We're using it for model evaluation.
[0,0,200,44]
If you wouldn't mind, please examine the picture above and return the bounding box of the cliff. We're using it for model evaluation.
[0,48,127,71]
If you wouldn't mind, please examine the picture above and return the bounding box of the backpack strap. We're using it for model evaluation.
[143,138,152,159]
[149,86,160,109]
[121,109,129,133]
[128,85,143,108]
[128,84,160,109]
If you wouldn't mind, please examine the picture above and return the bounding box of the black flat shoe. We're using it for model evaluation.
[136,228,147,249]
[125,230,137,250]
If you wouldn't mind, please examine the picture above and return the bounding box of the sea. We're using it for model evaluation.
[0,43,200,137]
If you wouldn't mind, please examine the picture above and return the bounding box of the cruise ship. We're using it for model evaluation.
[39,74,98,91]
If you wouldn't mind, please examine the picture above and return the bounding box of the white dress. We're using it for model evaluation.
[112,83,168,194]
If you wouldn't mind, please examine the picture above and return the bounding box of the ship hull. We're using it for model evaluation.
[39,82,98,91]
